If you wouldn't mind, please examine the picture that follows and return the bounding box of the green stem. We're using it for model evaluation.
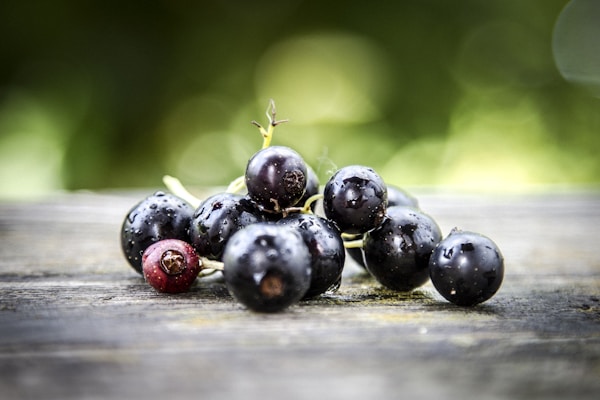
[302,193,324,213]
[197,257,225,277]
[343,239,364,249]
[200,257,225,271]
[252,99,288,149]
[162,175,202,208]
[226,175,247,194]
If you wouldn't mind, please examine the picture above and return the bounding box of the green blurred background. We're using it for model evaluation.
[1,0,599,199]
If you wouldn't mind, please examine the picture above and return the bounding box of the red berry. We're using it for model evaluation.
[142,239,200,293]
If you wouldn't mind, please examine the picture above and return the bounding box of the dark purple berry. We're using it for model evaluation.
[142,239,201,293]
[245,146,308,214]
[278,213,345,298]
[188,192,262,260]
[429,229,504,306]
[363,206,442,291]
[222,223,311,312]
[323,165,387,234]
[347,185,419,270]
[121,192,194,274]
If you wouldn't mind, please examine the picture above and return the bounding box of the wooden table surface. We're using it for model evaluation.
[0,188,599,400]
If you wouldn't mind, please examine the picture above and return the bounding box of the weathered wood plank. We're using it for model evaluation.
[0,189,599,400]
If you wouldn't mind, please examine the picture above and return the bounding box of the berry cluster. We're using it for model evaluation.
[120,101,504,312]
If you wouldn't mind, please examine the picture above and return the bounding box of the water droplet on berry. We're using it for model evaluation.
[267,249,280,259]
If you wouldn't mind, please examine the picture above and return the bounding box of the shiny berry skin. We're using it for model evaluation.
[363,206,442,291]
[142,239,201,293]
[347,185,419,269]
[429,229,504,306]
[188,192,262,261]
[121,192,194,274]
[245,146,308,214]
[222,223,311,312]
[278,213,345,299]
[323,165,387,234]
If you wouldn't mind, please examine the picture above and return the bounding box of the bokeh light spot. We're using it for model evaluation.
[255,32,391,124]
[0,93,65,199]
[553,0,600,97]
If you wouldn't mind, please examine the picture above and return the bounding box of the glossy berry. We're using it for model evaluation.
[323,165,387,234]
[363,206,442,291]
[278,213,345,298]
[142,239,201,293]
[222,223,311,312]
[429,229,504,306]
[121,192,194,274]
[188,192,262,260]
[347,185,419,269]
[245,146,308,214]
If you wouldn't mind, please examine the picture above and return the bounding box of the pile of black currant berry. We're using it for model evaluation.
[120,101,504,312]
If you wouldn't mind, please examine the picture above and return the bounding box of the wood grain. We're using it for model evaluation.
[0,189,599,400]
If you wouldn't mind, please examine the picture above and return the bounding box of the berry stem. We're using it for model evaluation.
[342,232,364,249]
[277,193,324,216]
[162,175,202,208]
[302,193,324,213]
[198,257,225,277]
[343,239,364,249]
[251,99,288,149]
[226,175,247,194]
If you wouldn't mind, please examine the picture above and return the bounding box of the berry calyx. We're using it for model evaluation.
[142,239,201,294]
[160,250,187,275]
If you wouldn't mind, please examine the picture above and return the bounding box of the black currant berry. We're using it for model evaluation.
[142,239,201,293]
[363,206,442,291]
[245,145,308,214]
[346,185,419,269]
[222,223,311,312]
[188,192,262,260]
[323,165,387,234]
[278,213,345,298]
[121,192,194,274]
[429,229,504,306]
